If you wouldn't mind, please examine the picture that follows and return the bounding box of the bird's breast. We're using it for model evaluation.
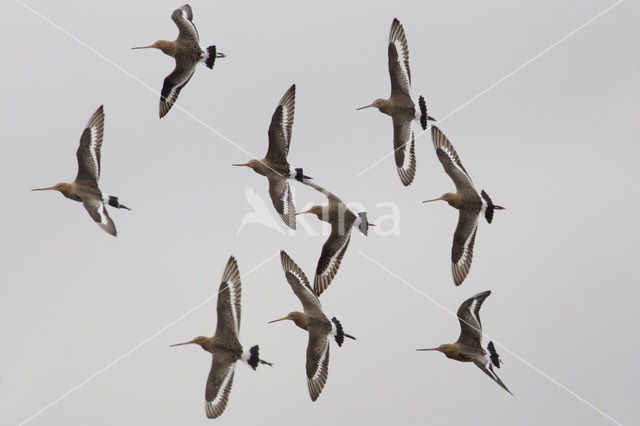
[212,339,242,358]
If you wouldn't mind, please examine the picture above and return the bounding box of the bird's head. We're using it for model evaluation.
[268,311,307,330]
[170,336,211,351]
[32,183,70,194]
[232,159,260,171]
[416,344,452,354]
[295,205,324,220]
[356,98,387,111]
[423,193,460,208]
[132,40,175,56]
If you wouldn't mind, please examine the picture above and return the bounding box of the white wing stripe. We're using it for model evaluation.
[97,203,108,225]
[318,235,350,279]
[392,39,410,88]
[208,365,234,410]
[227,280,239,334]
[287,265,320,305]
[455,222,477,268]
[312,340,329,381]
[468,299,480,329]
[88,126,99,177]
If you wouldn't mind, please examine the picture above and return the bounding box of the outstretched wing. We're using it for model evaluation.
[266,84,295,169]
[456,290,491,348]
[75,105,104,187]
[267,174,296,229]
[451,210,479,286]
[306,330,330,401]
[388,18,411,98]
[392,115,416,186]
[171,4,199,42]
[159,62,197,118]
[280,251,322,315]
[473,357,513,395]
[314,230,351,296]
[214,256,242,340]
[432,126,474,193]
[82,198,116,236]
[205,357,236,418]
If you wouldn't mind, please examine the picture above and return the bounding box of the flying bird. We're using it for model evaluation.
[357,18,435,186]
[233,84,311,230]
[269,251,355,401]
[132,4,226,118]
[297,180,372,296]
[424,125,503,286]
[32,105,130,237]
[170,256,272,419]
[417,290,512,395]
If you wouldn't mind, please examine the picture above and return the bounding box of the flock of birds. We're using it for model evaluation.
[32,4,511,419]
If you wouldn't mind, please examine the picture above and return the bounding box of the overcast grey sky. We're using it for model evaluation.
[2,0,639,425]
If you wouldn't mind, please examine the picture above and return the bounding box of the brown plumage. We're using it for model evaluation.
[357,18,435,186]
[269,251,355,401]
[297,180,371,296]
[171,256,271,419]
[417,290,512,395]
[233,84,311,230]
[32,105,130,237]
[132,4,225,118]
[424,126,503,286]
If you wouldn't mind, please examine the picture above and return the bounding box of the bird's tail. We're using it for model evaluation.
[356,212,374,236]
[204,45,226,69]
[106,196,131,211]
[480,190,503,224]
[487,341,502,368]
[291,168,312,183]
[331,317,356,347]
[243,345,273,370]
[418,95,436,130]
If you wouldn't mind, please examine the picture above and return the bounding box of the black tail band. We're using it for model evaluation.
[331,317,345,347]
[107,196,130,211]
[418,95,428,130]
[205,45,217,69]
[487,341,502,368]
[480,190,501,224]
[294,168,312,182]
[248,345,260,370]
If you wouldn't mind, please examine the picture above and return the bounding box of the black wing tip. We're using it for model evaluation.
[468,290,491,304]
[221,255,241,286]
[225,255,238,271]
[280,250,297,274]
[390,17,402,32]
[87,105,105,127]
[159,101,170,118]
[431,124,442,138]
